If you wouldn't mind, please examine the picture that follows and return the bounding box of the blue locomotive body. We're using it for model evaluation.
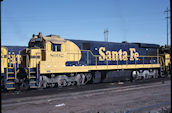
[66,39,159,67]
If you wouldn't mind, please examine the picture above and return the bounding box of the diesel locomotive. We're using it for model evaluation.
[1,33,171,90]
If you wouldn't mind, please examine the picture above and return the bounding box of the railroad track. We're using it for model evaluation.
[2,77,170,99]
[2,78,170,107]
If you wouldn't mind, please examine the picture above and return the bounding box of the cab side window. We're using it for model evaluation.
[52,44,61,52]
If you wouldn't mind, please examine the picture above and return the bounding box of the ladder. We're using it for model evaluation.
[159,56,166,76]
[28,66,39,88]
[4,53,17,90]
[5,63,16,90]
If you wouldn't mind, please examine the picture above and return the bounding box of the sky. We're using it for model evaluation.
[1,0,170,46]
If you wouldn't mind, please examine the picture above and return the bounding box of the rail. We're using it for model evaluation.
[125,101,170,113]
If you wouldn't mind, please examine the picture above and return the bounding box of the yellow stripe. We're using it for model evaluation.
[8,67,14,69]
[40,64,160,74]
[7,77,15,79]
[30,86,37,88]
[8,72,14,74]
[29,76,36,79]
[7,88,15,90]
[6,82,15,84]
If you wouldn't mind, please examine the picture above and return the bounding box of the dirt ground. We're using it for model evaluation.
[2,81,171,113]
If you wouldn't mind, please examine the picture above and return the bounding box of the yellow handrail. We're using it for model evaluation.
[14,62,16,79]
[68,49,161,66]
[37,63,39,80]
[6,66,8,80]
[28,67,30,79]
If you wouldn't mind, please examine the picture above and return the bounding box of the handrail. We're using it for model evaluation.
[6,66,8,80]
[28,67,30,79]
[14,61,16,79]
[36,53,39,80]
[81,50,99,57]
[80,50,160,66]
[37,63,39,80]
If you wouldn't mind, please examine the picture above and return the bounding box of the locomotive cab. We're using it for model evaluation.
[21,32,81,74]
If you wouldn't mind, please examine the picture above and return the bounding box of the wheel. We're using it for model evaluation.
[76,75,84,85]
[20,81,29,91]
[86,73,92,82]
[58,79,67,87]
[1,77,5,91]
[92,71,101,83]
[39,80,47,88]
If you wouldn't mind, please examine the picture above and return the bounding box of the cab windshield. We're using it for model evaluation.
[30,41,45,48]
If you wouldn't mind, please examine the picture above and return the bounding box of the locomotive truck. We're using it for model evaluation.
[1,33,171,90]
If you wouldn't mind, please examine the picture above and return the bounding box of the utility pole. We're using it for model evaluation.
[0,1,3,113]
[0,0,3,113]
[0,1,3,112]
[104,29,108,42]
[164,7,170,47]
[170,0,172,76]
